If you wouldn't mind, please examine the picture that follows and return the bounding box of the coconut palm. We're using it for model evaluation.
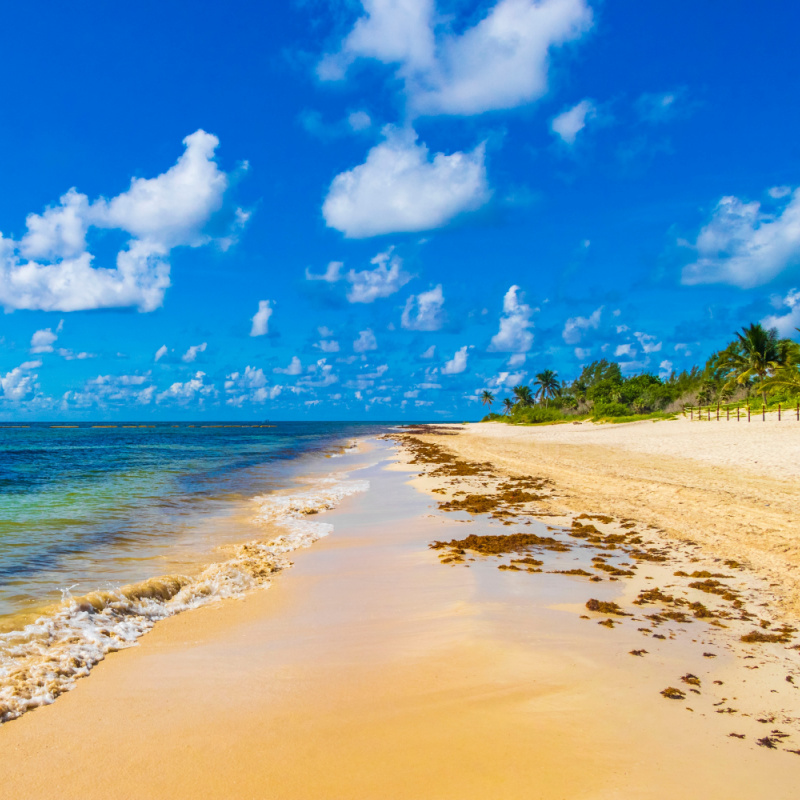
[502,397,514,416]
[715,323,794,406]
[533,369,560,407]
[512,384,534,407]
[762,365,800,393]
[481,390,495,411]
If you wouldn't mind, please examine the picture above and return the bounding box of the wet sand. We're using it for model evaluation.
[0,438,798,798]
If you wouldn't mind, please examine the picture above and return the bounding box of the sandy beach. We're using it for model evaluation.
[1,425,799,798]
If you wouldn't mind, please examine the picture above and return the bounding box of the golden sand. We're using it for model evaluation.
[0,434,798,798]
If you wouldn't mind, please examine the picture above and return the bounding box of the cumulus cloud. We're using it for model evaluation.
[562,306,601,344]
[182,342,207,363]
[551,99,595,144]
[507,353,525,367]
[319,0,593,117]
[30,320,63,353]
[0,130,237,312]
[634,332,662,353]
[154,345,168,362]
[421,344,436,358]
[401,284,444,330]
[488,370,524,388]
[323,127,489,238]
[681,189,800,288]
[659,360,674,378]
[305,261,343,282]
[614,343,634,358]
[346,248,412,302]
[224,366,281,405]
[274,356,302,375]
[157,371,216,404]
[250,300,273,337]
[442,345,470,375]
[489,285,535,352]
[0,360,41,402]
[762,288,800,336]
[315,339,340,353]
[63,373,155,408]
[353,328,378,352]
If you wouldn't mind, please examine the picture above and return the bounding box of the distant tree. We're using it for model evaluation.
[502,397,514,416]
[715,323,797,406]
[533,370,560,407]
[481,390,495,411]
[512,384,534,407]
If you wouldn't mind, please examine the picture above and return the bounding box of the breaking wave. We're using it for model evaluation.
[0,475,368,723]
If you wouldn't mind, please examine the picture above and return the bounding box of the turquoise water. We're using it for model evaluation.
[0,421,386,624]
[0,421,388,721]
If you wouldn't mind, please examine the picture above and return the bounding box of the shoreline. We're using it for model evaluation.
[1,431,798,797]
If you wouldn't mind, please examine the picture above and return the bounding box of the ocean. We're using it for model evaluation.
[0,421,389,722]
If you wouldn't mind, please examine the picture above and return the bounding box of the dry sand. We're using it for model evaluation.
[0,433,799,798]
[430,417,800,616]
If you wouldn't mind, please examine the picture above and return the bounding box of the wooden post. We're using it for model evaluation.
[737,404,740,421]
[762,404,766,422]
[727,406,730,421]
[748,405,751,422]
[717,403,720,421]
[690,406,693,421]
[779,403,781,421]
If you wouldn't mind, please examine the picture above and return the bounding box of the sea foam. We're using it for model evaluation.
[0,475,368,723]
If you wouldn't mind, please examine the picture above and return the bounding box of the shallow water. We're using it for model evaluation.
[0,421,389,721]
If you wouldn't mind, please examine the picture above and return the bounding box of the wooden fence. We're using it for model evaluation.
[685,403,800,422]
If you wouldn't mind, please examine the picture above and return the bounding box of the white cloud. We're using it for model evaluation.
[488,370,524,388]
[182,342,207,363]
[562,306,601,344]
[551,99,595,144]
[320,0,593,117]
[353,328,378,352]
[224,366,281,405]
[762,288,800,336]
[348,111,372,131]
[507,353,525,367]
[346,248,412,302]
[305,261,343,282]
[659,360,674,378]
[30,320,63,353]
[681,189,800,288]
[401,284,444,330]
[57,348,94,361]
[0,130,236,312]
[574,347,591,360]
[250,300,273,337]
[157,371,216,404]
[769,186,791,199]
[0,360,41,402]
[634,332,662,353]
[323,127,489,238]
[63,373,154,408]
[614,343,634,358]
[488,285,535,352]
[421,344,436,359]
[154,344,168,362]
[274,356,302,375]
[442,345,470,375]
[315,339,340,353]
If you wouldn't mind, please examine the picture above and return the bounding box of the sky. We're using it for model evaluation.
[1,0,799,421]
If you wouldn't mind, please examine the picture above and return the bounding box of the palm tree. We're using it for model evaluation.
[512,384,534,407]
[715,323,793,406]
[762,365,800,393]
[481,390,495,411]
[533,369,560,407]
[502,397,514,416]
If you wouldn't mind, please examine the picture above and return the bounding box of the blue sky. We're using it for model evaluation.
[1,0,799,420]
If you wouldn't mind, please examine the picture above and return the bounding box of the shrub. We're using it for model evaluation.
[592,401,629,419]
[511,405,564,424]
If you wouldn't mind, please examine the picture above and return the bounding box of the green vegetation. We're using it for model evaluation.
[482,322,800,425]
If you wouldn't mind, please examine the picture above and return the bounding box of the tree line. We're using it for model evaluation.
[480,322,800,423]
